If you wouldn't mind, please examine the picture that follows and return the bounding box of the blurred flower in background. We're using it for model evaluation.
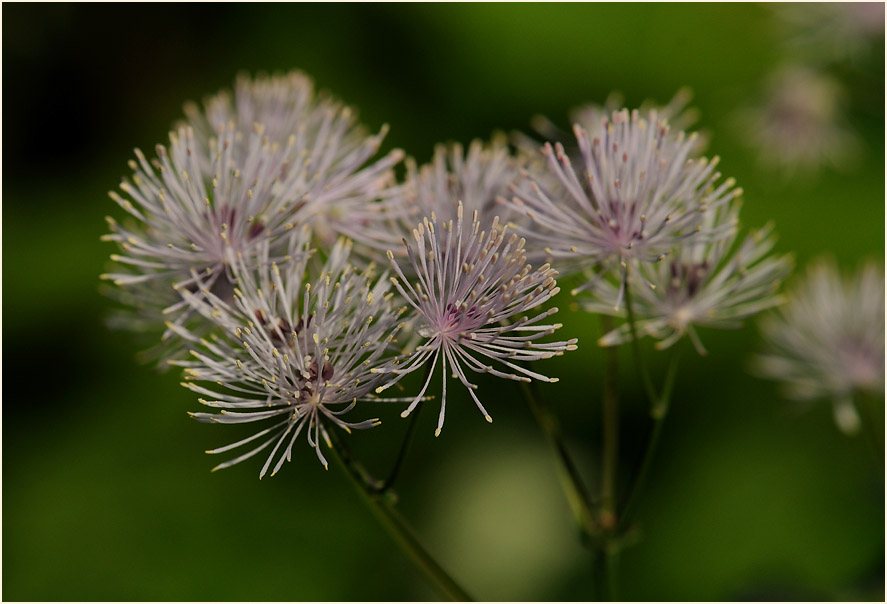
[754,259,885,435]
[183,71,406,254]
[772,2,886,65]
[734,64,862,178]
[400,134,528,230]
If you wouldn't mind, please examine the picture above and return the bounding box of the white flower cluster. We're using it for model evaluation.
[103,71,796,473]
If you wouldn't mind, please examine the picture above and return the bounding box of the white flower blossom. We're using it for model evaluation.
[375,202,577,436]
[170,237,408,473]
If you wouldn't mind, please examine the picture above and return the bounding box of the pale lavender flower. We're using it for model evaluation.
[755,259,884,435]
[185,71,321,148]
[375,202,577,436]
[509,108,740,301]
[736,65,861,177]
[590,204,793,355]
[102,73,402,360]
[101,124,308,361]
[169,237,408,473]
[400,133,529,230]
[183,71,405,252]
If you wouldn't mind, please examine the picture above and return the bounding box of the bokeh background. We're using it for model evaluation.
[3,3,884,601]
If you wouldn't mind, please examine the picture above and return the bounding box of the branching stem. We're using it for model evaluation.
[519,379,599,542]
[329,429,473,601]
[617,349,681,533]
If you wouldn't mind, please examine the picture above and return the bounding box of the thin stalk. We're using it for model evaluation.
[606,545,619,602]
[855,391,885,477]
[520,380,599,542]
[622,266,658,409]
[616,349,681,534]
[332,425,386,492]
[600,315,619,531]
[591,546,613,602]
[329,429,473,602]
[333,364,434,496]
[376,400,424,494]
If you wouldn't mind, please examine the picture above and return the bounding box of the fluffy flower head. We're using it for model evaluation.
[184,71,404,251]
[591,204,793,354]
[526,88,708,157]
[376,202,577,436]
[510,108,740,294]
[401,134,528,229]
[736,65,861,177]
[170,237,406,474]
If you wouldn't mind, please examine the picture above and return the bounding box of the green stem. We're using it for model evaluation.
[332,426,386,492]
[520,380,599,542]
[600,315,620,532]
[616,350,680,534]
[376,400,424,494]
[606,545,619,602]
[855,391,885,477]
[591,546,613,601]
[329,430,473,601]
[622,266,658,409]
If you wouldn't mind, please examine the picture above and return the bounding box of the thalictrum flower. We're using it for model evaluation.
[400,134,529,230]
[754,259,884,435]
[170,237,408,473]
[509,108,740,300]
[184,71,405,252]
[590,204,793,355]
[102,72,402,362]
[375,202,577,436]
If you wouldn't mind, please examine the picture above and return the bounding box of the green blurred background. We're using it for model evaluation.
[3,3,884,601]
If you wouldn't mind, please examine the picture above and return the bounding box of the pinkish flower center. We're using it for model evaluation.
[418,302,487,340]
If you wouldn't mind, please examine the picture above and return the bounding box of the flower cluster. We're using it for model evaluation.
[507,101,792,355]
[104,71,798,474]
[103,72,577,474]
[101,71,402,364]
